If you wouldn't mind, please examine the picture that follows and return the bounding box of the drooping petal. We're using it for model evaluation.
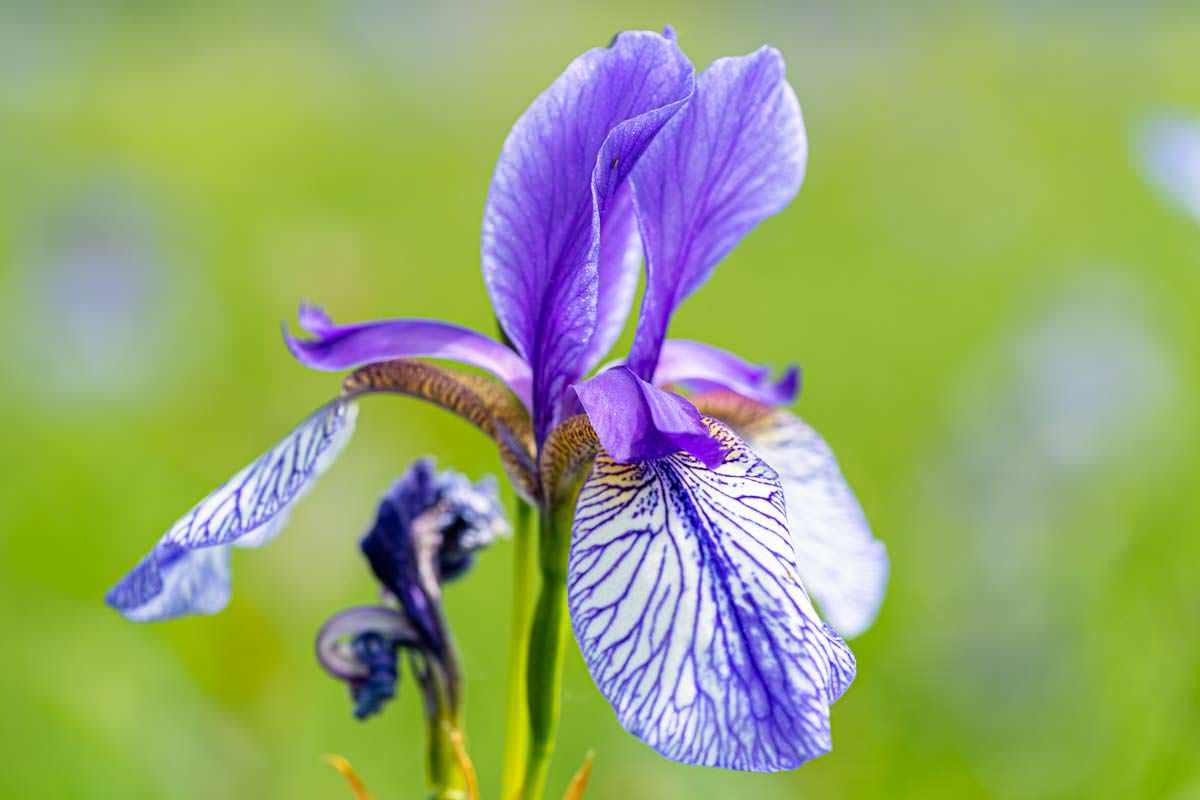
[655,339,799,406]
[481,30,694,440]
[284,305,533,409]
[626,47,806,379]
[573,366,723,468]
[739,411,887,638]
[568,419,855,771]
[106,400,357,621]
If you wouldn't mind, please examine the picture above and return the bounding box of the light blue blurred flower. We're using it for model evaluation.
[1137,114,1200,222]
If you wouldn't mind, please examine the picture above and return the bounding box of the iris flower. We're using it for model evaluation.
[107,26,886,785]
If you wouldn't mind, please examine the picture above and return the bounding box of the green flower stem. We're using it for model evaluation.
[424,700,465,800]
[520,495,578,800]
[424,671,468,800]
[499,498,536,800]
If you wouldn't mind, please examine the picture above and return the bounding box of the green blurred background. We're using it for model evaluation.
[2,3,1198,798]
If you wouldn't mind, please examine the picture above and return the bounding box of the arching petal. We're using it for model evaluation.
[568,419,855,771]
[626,47,806,379]
[655,339,799,407]
[106,399,357,621]
[740,411,888,638]
[573,366,723,468]
[284,305,532,409]
[481,29,694,440]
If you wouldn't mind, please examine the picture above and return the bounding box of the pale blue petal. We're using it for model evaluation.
[107,399,357,621]
[568,419,854,771]
[743,411,887,638]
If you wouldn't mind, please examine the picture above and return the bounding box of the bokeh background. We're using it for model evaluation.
[2,3,1198,798]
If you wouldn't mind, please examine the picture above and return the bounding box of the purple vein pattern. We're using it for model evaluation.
[107,399,357,621]
[745,412,888,639]
[568,420,855,771]
[481,30,693,440]
[626,47,806,379]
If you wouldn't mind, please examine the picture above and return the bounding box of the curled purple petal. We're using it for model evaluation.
[573,366,724,468]
[284,305,532,408]
[315,605,418,682]
[568,419,855,770]
[481,29,695,441]
[626,46,806,379]
[655,339,799,406]
[743,411,888,638]
[106,400,357,621]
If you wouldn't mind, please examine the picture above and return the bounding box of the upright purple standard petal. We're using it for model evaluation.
[626,47,806,379]
[743,411,888,638]
[578,184,643,372]
[285,305,533,408]
[106,400,357,621]
[481,30,694,441]
[655,339,799,407]
[574,366,724,468]
[568,419,855,771]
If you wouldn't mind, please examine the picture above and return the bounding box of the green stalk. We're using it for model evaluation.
[422,662,468,800]
[520,497,577,800]
[499,498,536,800]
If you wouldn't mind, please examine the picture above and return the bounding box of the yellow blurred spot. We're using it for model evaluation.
[324,753,372,800]
[561,750,595,800]
[446,724,480,800]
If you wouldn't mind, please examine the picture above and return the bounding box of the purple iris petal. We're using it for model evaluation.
[744,411,888,638]
[481,29,694,441]
[315,605,419,682]
[655,339,799,406]
[284,305,533,408]
[106,400,357,621]
[626,46,806,379]
[573,366,724,468]
[578,184,644,373]
[568,420,855,771]
[359,458,509,653]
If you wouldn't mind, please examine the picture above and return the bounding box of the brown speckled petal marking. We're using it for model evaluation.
[342,359,538,503]
[538,414,602,506]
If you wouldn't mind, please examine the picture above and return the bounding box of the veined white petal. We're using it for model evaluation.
[567,419,854,771]
[743,411,887,639]
[107,399,357,621]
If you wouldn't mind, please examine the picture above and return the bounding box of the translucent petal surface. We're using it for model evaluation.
[568,420,855,771]
[106,399,357,621]
[655,339,799,406]
[743,411,888,638]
